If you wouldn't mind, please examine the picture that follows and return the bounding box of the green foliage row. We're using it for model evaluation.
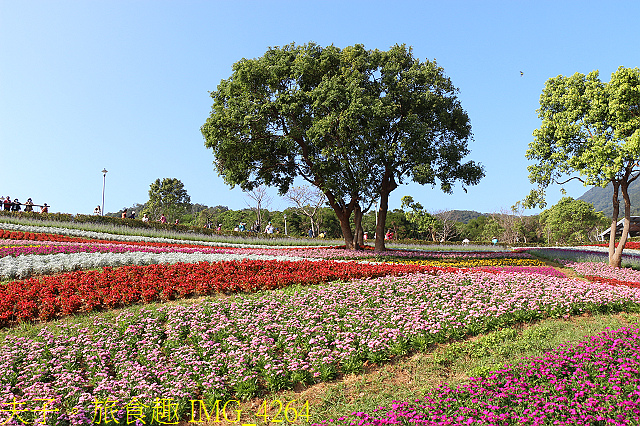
[0,210,269,239]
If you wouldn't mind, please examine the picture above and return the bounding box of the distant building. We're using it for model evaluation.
[598,216,640,240]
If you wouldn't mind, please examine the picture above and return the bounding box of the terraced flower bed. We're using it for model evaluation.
[0,240,229,257]
[566,261,640,283]
[2,270,639,425]
[4,222,640,425]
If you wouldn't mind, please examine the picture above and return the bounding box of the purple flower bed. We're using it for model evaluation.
[1,239,530,261]
[315,326,640,425]
[519,247,640,266]
[220,248,533,260]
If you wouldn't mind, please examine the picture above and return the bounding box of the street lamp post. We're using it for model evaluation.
[283,213,287,235]
[101,169,108,216]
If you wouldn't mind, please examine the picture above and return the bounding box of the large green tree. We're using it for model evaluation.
[202,43,367,249]
[539,197,607,245]
[201,42,483,250]
[143,178,191,222]
[401,195,440,241]
[361,45,484,251]
[525,66,640,267]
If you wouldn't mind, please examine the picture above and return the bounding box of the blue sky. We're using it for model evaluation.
[1,0,639,215]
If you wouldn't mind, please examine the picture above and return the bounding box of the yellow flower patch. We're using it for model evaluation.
[395,258,547,268]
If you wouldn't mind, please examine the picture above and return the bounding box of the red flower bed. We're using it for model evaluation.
[0,229,80,243]
[584,275,640,289]
[327,244,377,251]
[588,241,640,250]
[0,259,449,327]
[0,229,211,250]
[282,245,378,252]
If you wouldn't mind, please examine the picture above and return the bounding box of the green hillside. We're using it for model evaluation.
[577,180,640,217]
[448,210,485,224]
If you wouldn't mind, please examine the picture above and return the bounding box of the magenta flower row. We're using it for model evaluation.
[1,238,532,261]
[315,326,640,425]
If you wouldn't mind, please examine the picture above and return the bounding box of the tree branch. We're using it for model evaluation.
[555,176,585,185]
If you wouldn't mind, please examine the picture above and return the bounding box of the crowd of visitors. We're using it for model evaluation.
[2,196,49,213]
[93,206,154,223]
[229,221,286,235]
[118,209,137,220]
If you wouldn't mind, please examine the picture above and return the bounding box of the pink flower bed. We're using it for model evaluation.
[473,266,566,278]
[566,261,640,284]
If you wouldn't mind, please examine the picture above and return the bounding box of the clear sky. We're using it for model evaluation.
[1,0,639,215]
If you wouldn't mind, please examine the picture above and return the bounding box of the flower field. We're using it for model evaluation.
[566,261,640,284]
[2,222,640,425]
[3,271,640,425]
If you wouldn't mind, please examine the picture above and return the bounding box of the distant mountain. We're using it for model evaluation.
[578,180,640,217]
[448,210,485,224]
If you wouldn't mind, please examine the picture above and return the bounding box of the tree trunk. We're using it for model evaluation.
[310,217,317,238]
[375,191,389,252]
[324,190,357,250]
[337,213,356,249]
[353,204,364,249]
[374,171,399,252]
[611,181,631,268]
[608,182,621,267]
[256,202,262,230]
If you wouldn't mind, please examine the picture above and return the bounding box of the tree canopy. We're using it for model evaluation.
[400,196,440,241]
[201,42,483,250]
[143,178,191,222]
[539,197,608,245]
[525,66,640,266]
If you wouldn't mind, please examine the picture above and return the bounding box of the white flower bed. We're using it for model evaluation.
[0,251,316,280]
[0,222,303,249]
